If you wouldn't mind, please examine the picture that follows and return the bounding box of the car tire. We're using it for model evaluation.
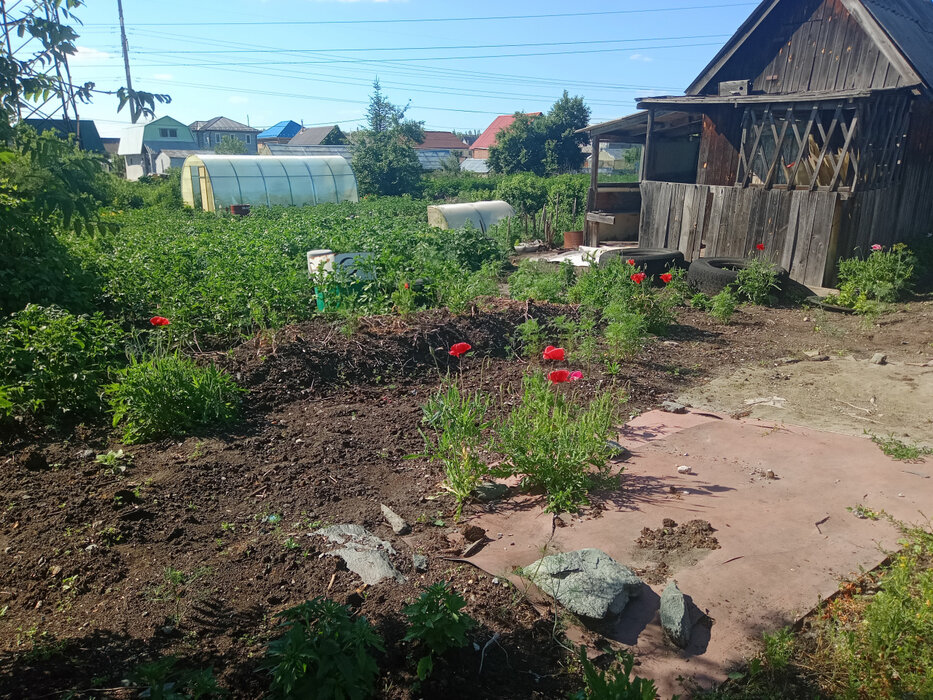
[687,257,789,295]
[598,247,686,277]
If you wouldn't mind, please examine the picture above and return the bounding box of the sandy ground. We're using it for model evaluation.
[678,355,933,447]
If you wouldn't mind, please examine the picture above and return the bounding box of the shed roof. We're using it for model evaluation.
[416,131,469,150]
[257,120,303,140]
[686,0,933,95]
[22,118,105,152]
[289,125,340,146]
[471,113,542,151]
[189,116,258,133]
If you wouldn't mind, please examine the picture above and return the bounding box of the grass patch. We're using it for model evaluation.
[869,433,933,461]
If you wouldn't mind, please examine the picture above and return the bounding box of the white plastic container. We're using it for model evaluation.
[307,249,335,277]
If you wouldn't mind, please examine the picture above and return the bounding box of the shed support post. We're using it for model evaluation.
[586,135,600,246]
[641,109,655,182]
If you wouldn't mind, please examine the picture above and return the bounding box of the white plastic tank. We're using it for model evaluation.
[307,249,335,277]
[427,200,516,233]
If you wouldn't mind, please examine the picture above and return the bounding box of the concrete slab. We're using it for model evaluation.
[466,410,933,697]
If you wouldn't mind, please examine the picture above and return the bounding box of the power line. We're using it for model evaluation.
[84,2,756,27]
[80,40,724,68]
[133,33,729,55]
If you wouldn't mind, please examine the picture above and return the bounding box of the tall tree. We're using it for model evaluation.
[352,80,425,197]
[488,93,590,176]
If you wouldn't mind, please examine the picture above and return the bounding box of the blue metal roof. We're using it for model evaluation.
[257,120,302,140]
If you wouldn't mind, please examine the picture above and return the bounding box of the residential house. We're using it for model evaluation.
[118,116,200,180]
[189,116,259,154]
[263,142,456,171]
[470,113,542,159]
[288,125,347,146]
[22,118,105,153]
[582,0,933,287]
[256,120,303,145]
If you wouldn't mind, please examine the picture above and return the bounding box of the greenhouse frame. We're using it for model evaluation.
[180,154,358,211]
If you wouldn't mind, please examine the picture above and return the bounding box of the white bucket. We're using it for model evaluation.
[307,249,335,277]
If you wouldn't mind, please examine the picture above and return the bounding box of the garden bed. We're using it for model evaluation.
[1,300,932,697]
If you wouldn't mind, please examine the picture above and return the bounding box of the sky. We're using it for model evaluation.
[50,0,762,138]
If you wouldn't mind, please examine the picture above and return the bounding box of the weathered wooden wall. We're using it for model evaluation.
[704,0,906,96]
[696,107,743,186]
[837,102,933,254]
[639,181,842,287]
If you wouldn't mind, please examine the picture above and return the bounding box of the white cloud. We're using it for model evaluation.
[71,46,114,63]
[228,96,249,104]
[629,53,653,62]
[153,73,174,81]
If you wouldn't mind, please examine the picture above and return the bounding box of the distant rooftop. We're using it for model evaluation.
[257,120,303,140]
[189,116,258,133]
[471,113,542,152]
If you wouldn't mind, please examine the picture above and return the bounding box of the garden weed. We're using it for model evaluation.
[262,598,383,699]
[734,259,781,306]
[508,260,574,304]
[869,432,933,461]
[513,317,547,358]
[569,645,663,700]
[106,354,243,444]
[709,289,738,324]
[403,582,476,680]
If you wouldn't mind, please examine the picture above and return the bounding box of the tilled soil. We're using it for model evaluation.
[1,299,930,698]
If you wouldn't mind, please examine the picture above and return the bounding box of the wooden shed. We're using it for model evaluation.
[584,0,933,287]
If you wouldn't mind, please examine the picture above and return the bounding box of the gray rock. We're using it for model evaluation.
[412,554,428,572]
[804,350,829,361]
[77,449,95,460]
[315,524,406,586]
[606,440,631,461]
[870,352,887,365]
[380,504,411,535]
[521,548,642,619]
[661,401,687,414]
[660,581,693,648]
[474,481,508,502]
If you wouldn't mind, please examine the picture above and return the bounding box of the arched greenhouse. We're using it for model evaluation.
[180,154,358,211]
[426,200,516,233]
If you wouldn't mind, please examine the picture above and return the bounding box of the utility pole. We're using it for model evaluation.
[117,0,138,122]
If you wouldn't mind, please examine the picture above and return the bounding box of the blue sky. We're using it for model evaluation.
[63,0,760,137]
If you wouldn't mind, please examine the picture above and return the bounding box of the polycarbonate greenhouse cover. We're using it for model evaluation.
[427,200,515,233]
[182,154,358,210]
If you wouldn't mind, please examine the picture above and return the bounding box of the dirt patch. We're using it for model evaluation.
[636,518,721,552]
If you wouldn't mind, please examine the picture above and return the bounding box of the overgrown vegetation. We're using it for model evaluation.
[570,646,662,700]
[869,433,933,461]
[262,598,384,699]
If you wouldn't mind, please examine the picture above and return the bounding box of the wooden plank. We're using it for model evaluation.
[641,109,654,181]
[791,191,818,281]
[811,193,838,276]
[829,110,858,189]
[781,190,803,272]
[638,182,657,247]
[586,212,616,225]
[655,182,675,248]
[678,185,697,255]
[839,0,923,87]
[705,186,726,256]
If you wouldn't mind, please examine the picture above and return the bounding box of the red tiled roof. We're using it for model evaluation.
[471,113,542,151]
[415,130,470,150]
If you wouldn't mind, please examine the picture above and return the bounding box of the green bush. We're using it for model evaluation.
[832,243,916,311]
[106,354,242,444]
[734,259,780,306]
[0,304,125,425]
[403,582,476,680]
[436,262,501,314]
[508,260,574,304]
[709,289,738,324]
[263,598,384,699]
[496,173,548,219]
[420,381,490,515]
[494,373,616,513]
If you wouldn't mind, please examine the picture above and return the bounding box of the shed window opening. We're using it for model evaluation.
[159,128,178,138]
[596,142,642,185]
[738,105,858,190]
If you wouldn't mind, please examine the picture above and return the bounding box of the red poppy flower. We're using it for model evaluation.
[660,273,673,284]
[871,244,882,251]
[548,369,570,384]
[542,346,566,361]
[449,342,471,357]
[756,243,765,251]
[404,282,410,289]
[150,316,170,326]
[630,272,647,284]
[626,259,636,266]
[569,370,583,381]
